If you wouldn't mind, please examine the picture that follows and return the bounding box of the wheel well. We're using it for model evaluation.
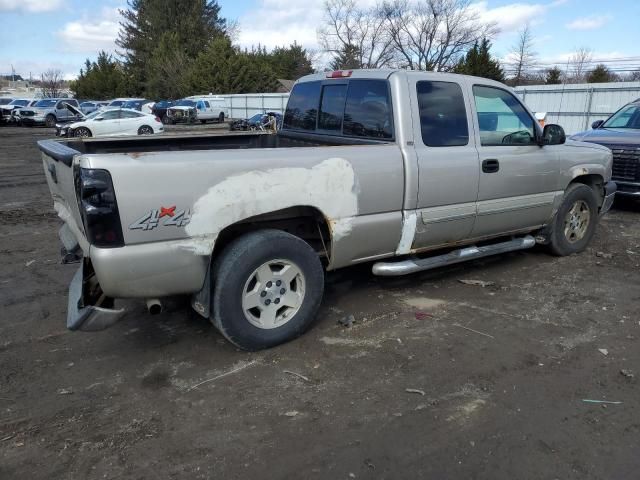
[570,174,604,205]
[211,206,331,266]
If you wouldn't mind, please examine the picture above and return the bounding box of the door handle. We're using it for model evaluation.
[482,159,500,173]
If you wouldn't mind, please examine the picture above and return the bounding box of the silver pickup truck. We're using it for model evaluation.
[39,69,616,350]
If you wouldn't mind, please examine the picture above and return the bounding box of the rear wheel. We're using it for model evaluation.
[211,229,324,351]
[73,127,91,138]
[138,125,154,135]
[549,183,599,256]
[161,115,170,125]
[218,112,225,123]
[45,114,56,128]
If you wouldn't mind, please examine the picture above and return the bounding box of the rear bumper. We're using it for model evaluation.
[600,181,617,215]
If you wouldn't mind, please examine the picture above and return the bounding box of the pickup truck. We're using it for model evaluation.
[39,69,616,350]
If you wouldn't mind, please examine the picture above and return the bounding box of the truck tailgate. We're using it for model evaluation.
[38,139,88,251]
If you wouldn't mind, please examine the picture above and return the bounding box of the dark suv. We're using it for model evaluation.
[571,98,640,197]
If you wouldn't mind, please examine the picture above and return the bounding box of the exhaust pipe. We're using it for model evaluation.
[146,298,163,315]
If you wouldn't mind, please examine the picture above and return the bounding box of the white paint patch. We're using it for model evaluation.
[395,211,417,255]
[179,158,358,255]
[402,297,446,310]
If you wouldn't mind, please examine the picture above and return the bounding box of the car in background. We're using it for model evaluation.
[0,98,12,106]
[11,100,39,125]
[571,98,640,197]
[188,96,227,123]
[122,99,151,111]
[103,98,147,110]
[56,107,164,138]
[166,99,197,124]
[1,98,32,124]
[151,100,174,124]
[20,98,82,127]
[229,112,283,131]
[79,101,108,115]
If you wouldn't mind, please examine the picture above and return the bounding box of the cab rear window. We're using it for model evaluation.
[284,79,393,139]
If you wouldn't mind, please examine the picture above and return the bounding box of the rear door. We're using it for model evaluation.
[119,110,144,134]
[469,84,560,237]
[407,76,480,249]
[92,109,121,136]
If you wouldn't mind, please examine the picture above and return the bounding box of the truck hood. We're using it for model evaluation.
[570,128,640,146]
[62,102,86,119]
[563,138,612,153]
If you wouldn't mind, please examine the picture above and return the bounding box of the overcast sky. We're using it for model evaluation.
[0,0,638,80]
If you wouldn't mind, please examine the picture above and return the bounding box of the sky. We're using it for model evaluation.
[0,0,639,80]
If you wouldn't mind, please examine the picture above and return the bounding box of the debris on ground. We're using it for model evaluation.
[582,399,622,405]
[186,361,257,392]
[458,279,495,287]
[598,348,609,356]
[338,315,356,328]
[25,260,35,267]
[596,251,613,259]
[620,369,634,378]
[57,388,73,395]
[284,411,299,417]
[283,370,310,382]
[414,311,434,320]
[406,388,426,396]
[453,323,495,339]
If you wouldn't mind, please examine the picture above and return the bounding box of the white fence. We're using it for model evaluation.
[514,82,640,134]
[219,93,289,119]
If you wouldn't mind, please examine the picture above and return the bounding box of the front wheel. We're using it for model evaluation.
[138,125,154,135]
[45,114,56,128]
[549,183,599,256]
[73,127,92,138]
[212,229,325,351]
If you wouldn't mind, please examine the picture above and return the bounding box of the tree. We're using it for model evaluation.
[330,44,363,70]
[508,24,537,86]
[545,66,562,85]
[70,52,128,99]
[318,0,395,69]
[567,47,592,83]
[145,32,194,99]
[40,69,64,98]
[587,64,616,83]
[267,43,315,80]
[454,38,504,81]
[117,0,227,94]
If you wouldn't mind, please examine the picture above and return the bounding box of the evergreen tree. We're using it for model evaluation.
[454,39,504,82]
[330,44,363,70]
[146,32,193,99]
[70,51,128,99]
[587,64,616,83]
[268,43,314,80]
[117,0,226,95]
[545,67,562,85]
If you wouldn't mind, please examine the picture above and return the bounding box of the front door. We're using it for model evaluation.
[470,85,560,238]
[409,76,480,249]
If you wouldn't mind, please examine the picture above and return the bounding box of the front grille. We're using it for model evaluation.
[610,147,640,182]
[21,110,35,117]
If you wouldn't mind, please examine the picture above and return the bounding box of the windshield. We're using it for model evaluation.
[603,104,640,129]
[0,98,11,105]
[108,100,125,107]
[174,99,195,107]
[9,99,29,106]
[34,99,57,108]
[123,100,143,109]
[84,109,112,120]
[248,113,263,122]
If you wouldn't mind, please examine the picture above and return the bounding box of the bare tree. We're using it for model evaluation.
[567,47,593,83]
[508,24,537,86]
[380,0,497,72]
[318,0,395,69]
[40,69,64,98]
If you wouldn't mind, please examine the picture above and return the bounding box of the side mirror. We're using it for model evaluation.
[591,120,605,129]
[95,117,104,121]
[542,124,566,145]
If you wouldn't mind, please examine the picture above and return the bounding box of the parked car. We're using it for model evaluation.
[230,112,283,131]
[55,107,164,138]
[11,99,39,125]
[151,100,174,124]
[79,101,108,115]
[0,98,12,106]
[167,96,227,124]
[39,69,615,350]
[1,98,31,124]
[571,98,640,197]
[122,99,150,111]
[20,98,81,127]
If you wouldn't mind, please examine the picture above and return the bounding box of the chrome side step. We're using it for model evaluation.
[372,235,536,277]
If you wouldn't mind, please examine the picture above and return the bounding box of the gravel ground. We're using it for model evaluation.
[1,125,639,479]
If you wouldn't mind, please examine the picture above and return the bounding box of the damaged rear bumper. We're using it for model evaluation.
[67,262,126,332]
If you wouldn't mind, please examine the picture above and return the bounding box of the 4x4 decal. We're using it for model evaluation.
[129,206,191,231]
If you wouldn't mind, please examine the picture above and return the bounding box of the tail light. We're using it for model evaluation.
[75,168,124,247]
[326,70,353,78]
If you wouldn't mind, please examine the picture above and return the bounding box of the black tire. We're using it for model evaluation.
[549,183,599,256]
[200,119,207,124]
[73,127,92,138]
[45,114,56,128]
[212,229,325,351]
[218,112,225,123]
[161,115,170,125]
[138,125,153,135]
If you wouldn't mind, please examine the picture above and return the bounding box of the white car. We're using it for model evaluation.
[56,107,164,138]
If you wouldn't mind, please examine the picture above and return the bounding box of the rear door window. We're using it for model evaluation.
[318,84,347,132]
[416,81,469,146]
[284,81,321,131]
[343,80,393,139]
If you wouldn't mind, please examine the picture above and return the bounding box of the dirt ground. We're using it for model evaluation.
[1,125,639,480]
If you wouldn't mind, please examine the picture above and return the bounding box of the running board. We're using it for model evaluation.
[372,235,536,277]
